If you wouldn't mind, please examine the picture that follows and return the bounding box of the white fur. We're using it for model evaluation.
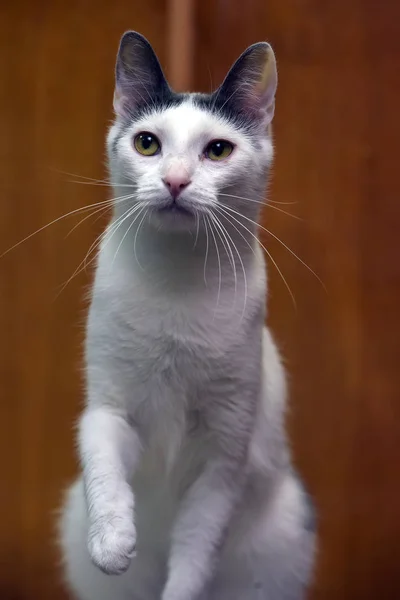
[59,66,315,599]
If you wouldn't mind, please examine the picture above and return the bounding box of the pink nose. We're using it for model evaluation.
[163,174,191,199]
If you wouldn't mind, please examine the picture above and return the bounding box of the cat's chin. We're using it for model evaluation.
[148,203,196,232]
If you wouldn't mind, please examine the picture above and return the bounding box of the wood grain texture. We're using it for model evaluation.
[1,0,400,599]
[195,1,400,598]
[166,0,195,90]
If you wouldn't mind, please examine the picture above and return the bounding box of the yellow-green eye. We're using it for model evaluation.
[134,132,161,156]
[205,140,234,161]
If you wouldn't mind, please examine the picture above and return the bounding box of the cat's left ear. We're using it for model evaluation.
[114,31,170,119]
[216,42,277,125]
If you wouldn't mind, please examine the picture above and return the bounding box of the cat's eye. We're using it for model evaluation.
[134,132,161,156]
[204,140,234,161]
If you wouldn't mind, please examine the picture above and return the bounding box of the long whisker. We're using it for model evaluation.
[213,205,256,258]
[111,204,147,269]
[55,204,137,298]
[67,180,119,187]
[215,212,249,323]
[51,168,137,189]
[83,204,140,271]
[193,210,200,250]
[221,187,297,206]
[219,193,302,220]
[133,208,149,271]
[67,180,137,190]
[206,215,222,315]
[214,206,256,258]
[65,204,113,238]
[209,212,237,310]
[82,213,125,271]
[55,208,131,299]
[220,204,325,291]
[49,168,111,185]
[211,211,247,321]
[209,213,235,272]
[0,192,136,258]
[216,204,296,308]
[203,214,210,285]
[212,208,251,323]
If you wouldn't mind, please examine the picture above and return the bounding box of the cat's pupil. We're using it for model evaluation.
[141,135,153,149]
[211,142,224,156]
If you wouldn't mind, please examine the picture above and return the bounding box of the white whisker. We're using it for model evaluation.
[220,204,325,291]
[213,205,256,258]
[209,212,237,310]
[50,168,111,185]
[55,204,136,298]
[111,204,147,269]
[65,204,112,239]
[214,206,256,256]
[0,192,135,258]
[84,206,137,270]
[221,187,297,206]
[67,180,124,188]
[133,208,149,271]
[203,215,210,286]
[219,193,302,220]
[193,210,200,250]
[206,215,222,316]
[51,168,137,189]
[216,204,296,308]
[212,210,248,324]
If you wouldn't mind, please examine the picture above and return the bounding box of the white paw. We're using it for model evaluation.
[88,515,137,575]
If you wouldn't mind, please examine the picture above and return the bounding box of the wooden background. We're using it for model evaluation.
[1,0,399,598]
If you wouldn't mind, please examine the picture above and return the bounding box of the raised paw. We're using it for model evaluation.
[88,515,137,575]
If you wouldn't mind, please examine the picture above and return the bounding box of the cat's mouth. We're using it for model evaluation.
[157,201,193,217]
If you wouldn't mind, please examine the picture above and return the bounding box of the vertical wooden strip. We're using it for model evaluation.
[166,0,195,91]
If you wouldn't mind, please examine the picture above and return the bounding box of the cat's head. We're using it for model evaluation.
[107,31,277,232]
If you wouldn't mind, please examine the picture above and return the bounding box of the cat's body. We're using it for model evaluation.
[59,33,316,600]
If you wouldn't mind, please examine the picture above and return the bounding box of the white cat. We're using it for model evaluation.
[59,31,316,600]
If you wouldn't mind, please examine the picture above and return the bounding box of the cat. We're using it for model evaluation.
[59,31,316,600]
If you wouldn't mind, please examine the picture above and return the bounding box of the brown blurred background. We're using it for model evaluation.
[1,0,400,598]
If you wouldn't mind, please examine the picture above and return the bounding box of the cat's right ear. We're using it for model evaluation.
[114,31,170,119]
[215,42,277,126]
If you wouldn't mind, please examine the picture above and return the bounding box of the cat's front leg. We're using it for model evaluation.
[162,389,255,600]
[162,455,245,600]
[79,406,142,575]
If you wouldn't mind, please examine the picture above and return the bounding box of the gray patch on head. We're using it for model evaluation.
[111,93,189,156]
[112,122,131,154]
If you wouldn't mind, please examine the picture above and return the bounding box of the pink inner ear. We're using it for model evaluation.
[240,84,269,117]
[240,51,277,122]
[242,92,262,114]
[242,77,276,123]
[113,89,128,118]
